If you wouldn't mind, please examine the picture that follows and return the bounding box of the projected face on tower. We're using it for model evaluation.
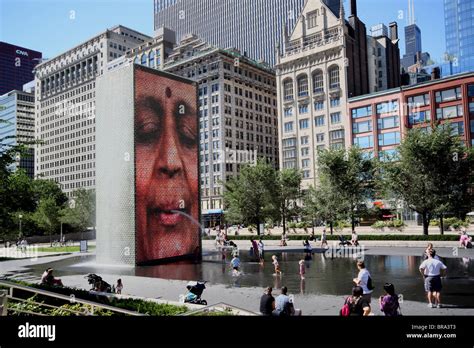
[134,68,199,264]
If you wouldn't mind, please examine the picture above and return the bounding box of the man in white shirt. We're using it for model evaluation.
[353,261,373,303]
[419,249,447,308]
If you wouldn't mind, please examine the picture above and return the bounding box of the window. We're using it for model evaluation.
[376,101,398,115]
[314,116,325,127]
[312,70,324,93]
[316,133,324,143]
[283,79,294,101]
[328,65,340,89]
[378,132,400,146]
[283,149,297,159]
[284,122,294,133]
[316,144,325,151]
[379,149,398,162]
[282,138,296,147]
[408,94,430,107]
[436,105,463,119]
[302,170,310,178]
[307,11,318,29]
[134,56,139,64]
[471,120,474,133]
[353,135,373,149]
[299,119,309,129]
[352,106,372,118]
[284,107,293,117]
[353,120,372,134]
[330,98,340,108]
[330,143,344,150]
[468,85,474,97]
[377,116,399,129]
[330,112,341,124]
[300,136,309,145]
[409,111,430,125]
[302,159,310,168]
[435,87,461,103]
[314,101,324,110]
[299,104,309,114]
[149,51,155,67]
[141,53,147,65]
[330,130,344,140]
[301,147,309,157]
[450,122,464,136]
[297,75,309,97]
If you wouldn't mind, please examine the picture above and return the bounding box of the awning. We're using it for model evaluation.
[202,209,224,215]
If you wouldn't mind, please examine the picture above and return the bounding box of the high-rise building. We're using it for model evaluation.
[444,0,474,75]
[367,23,401,93]
[153,0,307,66]
[0,42,42,95]
[0,89,36,177]
[400,0,430,71]
[276,0,370,188]
[34,25,151,195]
[162,35,279,216]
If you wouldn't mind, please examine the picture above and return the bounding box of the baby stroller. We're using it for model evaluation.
[85,274,112,293]
[338,235,351,246]
[184,281,207,305]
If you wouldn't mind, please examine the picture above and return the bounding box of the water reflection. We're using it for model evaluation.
[19,250,474,307]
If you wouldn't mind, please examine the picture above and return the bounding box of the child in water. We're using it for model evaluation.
[299,260,305,280]
[272,255,282,276]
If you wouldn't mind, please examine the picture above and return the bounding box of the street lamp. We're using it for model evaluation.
[18,214,23,239]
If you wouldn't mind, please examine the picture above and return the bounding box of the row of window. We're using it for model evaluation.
[284,113,342,132]
[282,66,340,101]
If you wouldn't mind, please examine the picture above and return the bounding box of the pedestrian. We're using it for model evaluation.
[351,230,359,246]
[272,286,294,316]
[116,279,123,294]
[423,243,440,260]
[272,255,281,276]
[419,249,447,308]
[379,283,401,316]
[459,228,472,249]
[250,239,259,260]
[352,261,373,303]
[230,254,241,274]
[259,286,275,316]
[340,286,371,316]
[303,239,312,253]
[321,228,328,248]
[299,260,305,280]
[257,239,264,263]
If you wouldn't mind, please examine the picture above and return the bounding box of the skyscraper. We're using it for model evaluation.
[153,0,308,66]
[0,42,42,95]
[445,0,474,74]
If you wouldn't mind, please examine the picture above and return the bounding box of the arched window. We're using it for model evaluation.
[312,69,324,93]
[328,65,340,89]
[134,56,140,65]
[283,79,294,101]
[149,51,155,68]
[297,74,309,97]
[141,53,148,65]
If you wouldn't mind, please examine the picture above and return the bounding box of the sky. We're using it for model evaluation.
[0,0,446,63]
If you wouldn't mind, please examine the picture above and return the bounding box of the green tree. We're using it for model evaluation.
[31,197,63,245]
[318,147,375,231]
[60,189,96,232]
[382,125,474,235]
[223,159,278,235]
[276,168,302,236]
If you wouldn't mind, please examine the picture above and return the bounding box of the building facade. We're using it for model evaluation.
[367,23,401,93]
[0,42,42,95]
[275,0,370,188]
[162,35,279,214]
[34,25,151,195]
[153,0,308,66]
[444,0,474,75]
[348,72,474,162]
[0,89,35,177]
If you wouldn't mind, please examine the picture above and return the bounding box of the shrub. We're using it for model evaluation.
[372,221,386,230]
[443,217,469,230]
[334,221,350,231]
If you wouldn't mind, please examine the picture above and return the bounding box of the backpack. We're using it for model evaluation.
[367,275,375,290]
[340,297,352,316]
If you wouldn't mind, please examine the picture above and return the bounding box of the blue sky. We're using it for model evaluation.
[0,0,446,63]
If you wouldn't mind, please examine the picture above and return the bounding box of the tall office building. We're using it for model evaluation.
[0,89,35,177]
[34,25,151,195]
[445,0,474,75]
[367,23,401,93]
[153,0,308,66]
[162,35,279,216]
[400,0,430,71]
[276,0,370,188]
[0,42,42,95]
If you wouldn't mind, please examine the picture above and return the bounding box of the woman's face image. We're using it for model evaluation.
[134,69,199,263]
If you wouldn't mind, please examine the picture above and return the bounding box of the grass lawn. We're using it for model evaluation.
[36,245,96,253]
